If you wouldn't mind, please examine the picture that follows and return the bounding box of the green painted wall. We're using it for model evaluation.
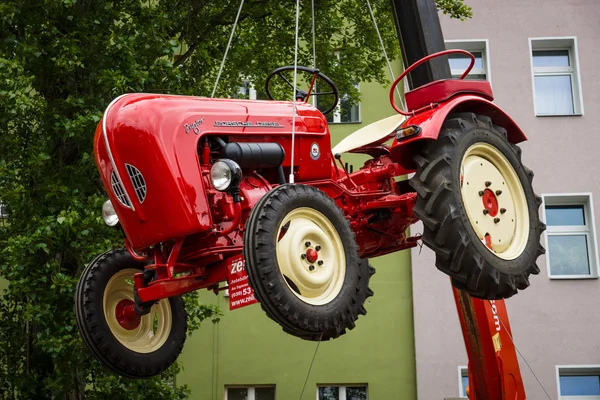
[178,67,418,400]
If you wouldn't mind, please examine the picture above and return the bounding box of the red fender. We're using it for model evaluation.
[389,95,527,171]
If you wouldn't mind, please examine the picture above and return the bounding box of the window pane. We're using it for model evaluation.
[255,387,275,400]
[534,75,574,115]
[227,388,248,400]
[546,205,585,226]
[461,376,469,396]
[532,50,570,68]
[340,97,360,123]
[448,52,483,71]
[452,74,487,81]
[318,386,339,400]
[560,375,600,395]
[346,386,368,400]
[548,235,590,275]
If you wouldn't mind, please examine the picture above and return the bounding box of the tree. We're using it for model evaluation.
[0,0,471,398]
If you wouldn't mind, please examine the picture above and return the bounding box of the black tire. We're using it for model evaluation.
[409,112,545,300]
[75,249,187,378]
[243,184,374,341]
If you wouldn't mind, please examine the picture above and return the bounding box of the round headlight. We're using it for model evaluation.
[102,200,119,227]
[210,159,242,192]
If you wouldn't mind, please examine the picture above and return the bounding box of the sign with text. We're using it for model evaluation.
[226,255,258,310]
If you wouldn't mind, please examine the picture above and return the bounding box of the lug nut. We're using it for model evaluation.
[318,260,323,266]
[500,208,507,214]
[301,254,307,260]
[315,245,321,251]
[305,241,311,247]
[478,191,484,196]
[494,218,500,224]
[485,181,492,187]
[309,265,315,271]
[496,190,502,196]
[483,209,489,215]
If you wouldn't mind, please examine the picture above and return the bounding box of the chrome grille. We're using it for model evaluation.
[125,164,147,203]
[111,171,131,208]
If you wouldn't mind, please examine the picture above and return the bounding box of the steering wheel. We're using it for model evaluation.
[265,66,340,115]
[389,49,475,115]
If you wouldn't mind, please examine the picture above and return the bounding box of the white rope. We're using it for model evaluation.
[211,0,245,98]
[289,0,301,184]
[495,306,553,400]
[366,0,406,111]
[311,0,317,107]
[312,0,317,69]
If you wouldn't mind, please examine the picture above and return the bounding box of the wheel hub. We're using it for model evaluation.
[115,299,141,330]
[481,189,498,217]
[103,269,173,353]
[460,143,530,260]
[276,208,346,306]
[305,248,319,264]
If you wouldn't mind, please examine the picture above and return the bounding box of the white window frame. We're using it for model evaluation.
[457,366,469,398]
[529,37,584,116]
[444,39,491,85]
[316,384,368,400]
[225,385,276,400]
[542,193,599,279]
[327,83,361,124]
[556,365,600,400]
[238,79,258,100]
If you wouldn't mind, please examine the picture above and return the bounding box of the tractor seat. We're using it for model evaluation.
[405,79,494,112]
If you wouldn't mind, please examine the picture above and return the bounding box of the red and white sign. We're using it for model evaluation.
[226,255,258,310]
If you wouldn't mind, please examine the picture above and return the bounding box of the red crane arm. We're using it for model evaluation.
[453,287,526,399]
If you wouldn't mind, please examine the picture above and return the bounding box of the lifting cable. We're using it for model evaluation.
[298,7,323,399]
[298,334,323,400]
[495,303,553,400]
[288,0,301,184]
[311,0,317,107]
[366,0,406,111]
[211,0,246,98]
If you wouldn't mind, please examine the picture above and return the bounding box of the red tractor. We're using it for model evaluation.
[75,50,545,379]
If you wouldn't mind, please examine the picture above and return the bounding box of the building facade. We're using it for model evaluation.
[412,1,600,399]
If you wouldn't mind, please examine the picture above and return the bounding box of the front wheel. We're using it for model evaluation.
[243,184,374,341]
[75,249,187,378]
[410,113,545,299]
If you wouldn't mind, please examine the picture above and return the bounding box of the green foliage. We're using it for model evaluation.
[0,0,470,398]
[436,0,473,20]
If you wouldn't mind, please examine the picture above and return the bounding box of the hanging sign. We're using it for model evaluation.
[226,254,258,310]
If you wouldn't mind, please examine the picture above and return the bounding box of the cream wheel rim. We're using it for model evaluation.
[460,143,529,260]
[103,269,172,353]
[275,207,346,306]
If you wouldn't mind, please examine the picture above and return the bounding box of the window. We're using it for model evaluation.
[225,386,275,400]
[317,385,368,400]
[543,194,598,278]
[238,80,257,100]
[530,37,583,116]
[458,367,469,398]
[557,366,600,399]
[325,84,361,124]
[445,40,490,81]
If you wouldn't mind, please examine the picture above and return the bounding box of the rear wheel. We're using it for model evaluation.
[75,249,187,378]
[409,113,545,299]
[243,184,374,341]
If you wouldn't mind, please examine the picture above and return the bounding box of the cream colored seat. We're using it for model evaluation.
[331,114,406,154]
